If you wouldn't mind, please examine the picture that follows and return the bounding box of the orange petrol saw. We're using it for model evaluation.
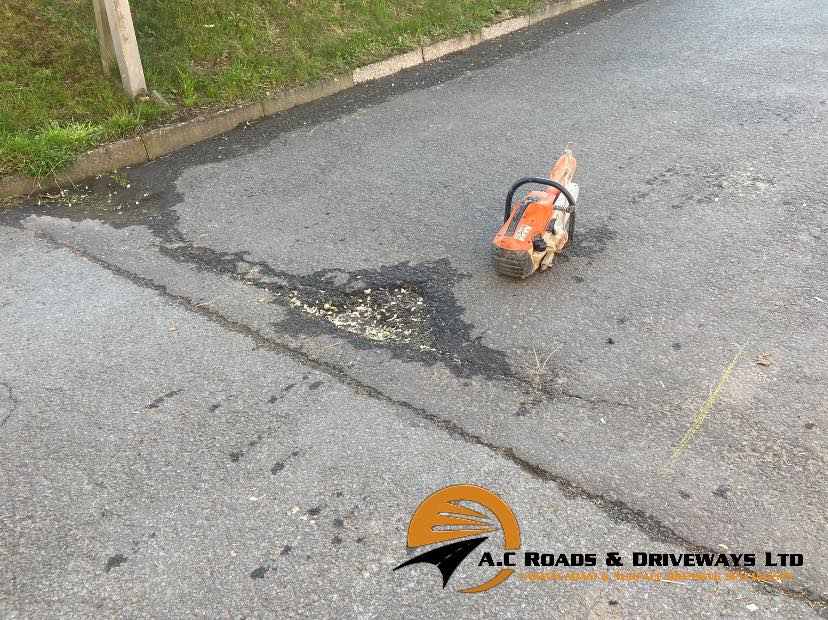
[492,148,579,279]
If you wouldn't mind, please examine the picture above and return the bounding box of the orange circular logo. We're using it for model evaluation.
[393,485,521,593]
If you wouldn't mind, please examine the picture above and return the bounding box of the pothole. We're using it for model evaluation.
[288,285,435,350]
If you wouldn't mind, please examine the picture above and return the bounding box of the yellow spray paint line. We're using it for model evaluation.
[662,343,746,475]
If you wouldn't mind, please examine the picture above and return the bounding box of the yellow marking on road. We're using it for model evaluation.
[662,343,746,475]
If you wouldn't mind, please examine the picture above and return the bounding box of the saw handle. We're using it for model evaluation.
[504,177,577,223]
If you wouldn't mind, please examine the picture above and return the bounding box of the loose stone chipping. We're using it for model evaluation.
[288,285,436,350]
[720,167,774,197]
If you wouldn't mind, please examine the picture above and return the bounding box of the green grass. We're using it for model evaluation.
[0,0,542,179]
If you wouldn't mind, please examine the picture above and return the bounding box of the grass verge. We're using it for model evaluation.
[1,0,543,179]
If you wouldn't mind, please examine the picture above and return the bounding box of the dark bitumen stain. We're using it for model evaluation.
[712,484,730,499]
[154,241,512,379]
[644,168,676,186]
[804,422,815,430]
[271,447,301,473]
[606,337,615,345]
[250,566,270,579]
[208,393,236,412]
[274,259,511,379]
[332,534,343,545]
[672,342,682,351]
[49,189,511,379]
[268,382,297,403]
[230,433,265,463]
[146,388,182,409]
[307,506,322,517]
[571,275,585,284]
[333,518,344,528]
[104,553,128,573]
[629,167,678,207]
[626,166,680,206]
[280,545,291,556]
[562,224,618,266]
[678,490,691,499]
[308,380,323,390]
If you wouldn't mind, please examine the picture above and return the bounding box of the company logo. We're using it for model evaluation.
[393,485,805,593]
[393,485,520,593]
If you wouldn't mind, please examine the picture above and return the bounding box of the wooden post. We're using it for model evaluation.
[92,0,116,75]
[101,0,147,98]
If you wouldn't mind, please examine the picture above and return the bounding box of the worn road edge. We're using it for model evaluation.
[0,0,603,199]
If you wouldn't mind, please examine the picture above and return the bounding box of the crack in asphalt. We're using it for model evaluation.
[557,388,633,409]
[0,381,19,429]
[26,230,826,612]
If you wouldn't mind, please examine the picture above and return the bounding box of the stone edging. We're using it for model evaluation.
[0,0,600,199]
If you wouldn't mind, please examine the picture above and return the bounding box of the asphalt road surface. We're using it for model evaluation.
[2,0,826,617]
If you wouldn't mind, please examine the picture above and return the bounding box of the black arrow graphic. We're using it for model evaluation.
[393,537,488,587]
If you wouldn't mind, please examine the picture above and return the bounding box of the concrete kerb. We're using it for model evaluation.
[0,0,602,199]
[422,32,483,62]
[481,15,532,41]
[142,101,263,159]
[353,50,424,84]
